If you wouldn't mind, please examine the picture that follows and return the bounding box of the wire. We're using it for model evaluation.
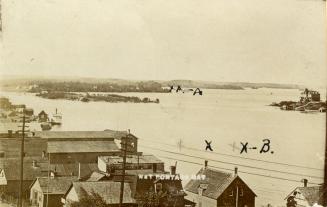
[139,138,324,171]
[140,145,323,180]
[155,155,321,185]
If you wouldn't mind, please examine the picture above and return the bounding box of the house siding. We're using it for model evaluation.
[217,180,255,207]
[30,180,43,207]
[185,177,255,207]
[185,191,217,207]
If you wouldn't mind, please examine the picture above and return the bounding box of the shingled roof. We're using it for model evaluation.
[33,176,78,194]
[49,163,98,178]
[185,167,255,200]
[65,181,136,204]
[0,157,48,181]
[286,186,325,206]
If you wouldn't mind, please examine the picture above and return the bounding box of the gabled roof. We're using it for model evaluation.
[65,181,136,204]
[285,186,325,206]
[47,140,119,153]
[32,176,78,195]
[184,167,256,200]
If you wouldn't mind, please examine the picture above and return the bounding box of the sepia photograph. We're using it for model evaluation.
[0,0,326,207]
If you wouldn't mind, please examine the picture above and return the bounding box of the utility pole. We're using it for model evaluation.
[119,133,133,207]
[18,115,27,207]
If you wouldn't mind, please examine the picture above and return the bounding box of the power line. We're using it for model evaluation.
[155,155,321,185]
[140,145,323,180]
[139,138,324,171]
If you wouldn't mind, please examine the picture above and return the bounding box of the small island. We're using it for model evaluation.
[270,89,326,113]
[36,91,160,104]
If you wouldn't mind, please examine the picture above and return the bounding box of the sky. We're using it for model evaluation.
[0,0,326,87]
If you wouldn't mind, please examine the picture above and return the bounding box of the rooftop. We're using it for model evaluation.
[0,157,48,181]
[34,176,78,194]
[33,130,129,140]
[286,186,325,206]
[85,171,108,182]
[47,140,120,153]
[49,163,98,178]
[185,167,255,200]
[67,181,136,204]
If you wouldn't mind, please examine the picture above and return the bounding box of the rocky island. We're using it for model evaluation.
[270,89,326,112]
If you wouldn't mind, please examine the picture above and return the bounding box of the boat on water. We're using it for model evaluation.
[50,108,62,125]
[40,122,52,131]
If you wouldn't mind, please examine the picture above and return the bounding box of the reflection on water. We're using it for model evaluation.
[0,88,325,206]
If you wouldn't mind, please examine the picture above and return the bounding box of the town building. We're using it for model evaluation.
[62,181,137,207]
[38,111,48,122]
[37,130,137,163]
[300,89,321,102]
[285,179,325,207]
[98,154,165,173]
[185,161,256,207]
[0,158,48,197]
[29,176,78,207]
[0,130,137,199]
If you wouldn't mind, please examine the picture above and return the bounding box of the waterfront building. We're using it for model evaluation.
[38,111,48,122]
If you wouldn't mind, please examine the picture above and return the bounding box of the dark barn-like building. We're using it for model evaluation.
[185,162,256,207]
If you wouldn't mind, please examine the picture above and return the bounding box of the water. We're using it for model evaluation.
[0,88,325,206]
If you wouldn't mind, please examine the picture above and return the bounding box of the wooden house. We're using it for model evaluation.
[29,176,78,207]
[62,181,137,207]
[185,161,256,207]
[285,180,325,207]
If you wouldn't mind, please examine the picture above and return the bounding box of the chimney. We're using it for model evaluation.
[170,166,176,175]
[32,160,37,168]
[234,167,238,176]
[8,130,12,138]
[78,163,81,180]
[303,179,308,187]
[204,160,208,168]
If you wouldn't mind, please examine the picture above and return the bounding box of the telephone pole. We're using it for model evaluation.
[18,115,27,207]
[119,133,134,207]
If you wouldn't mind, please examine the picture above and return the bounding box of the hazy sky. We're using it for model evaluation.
[0,0,326,86]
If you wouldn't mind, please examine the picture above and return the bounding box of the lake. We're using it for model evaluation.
[0,88,325,206]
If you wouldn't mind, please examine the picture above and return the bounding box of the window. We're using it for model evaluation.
[240,188,244,196]
[0,152,4,158]
[229,189,233,196]
[198,188,203,196]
